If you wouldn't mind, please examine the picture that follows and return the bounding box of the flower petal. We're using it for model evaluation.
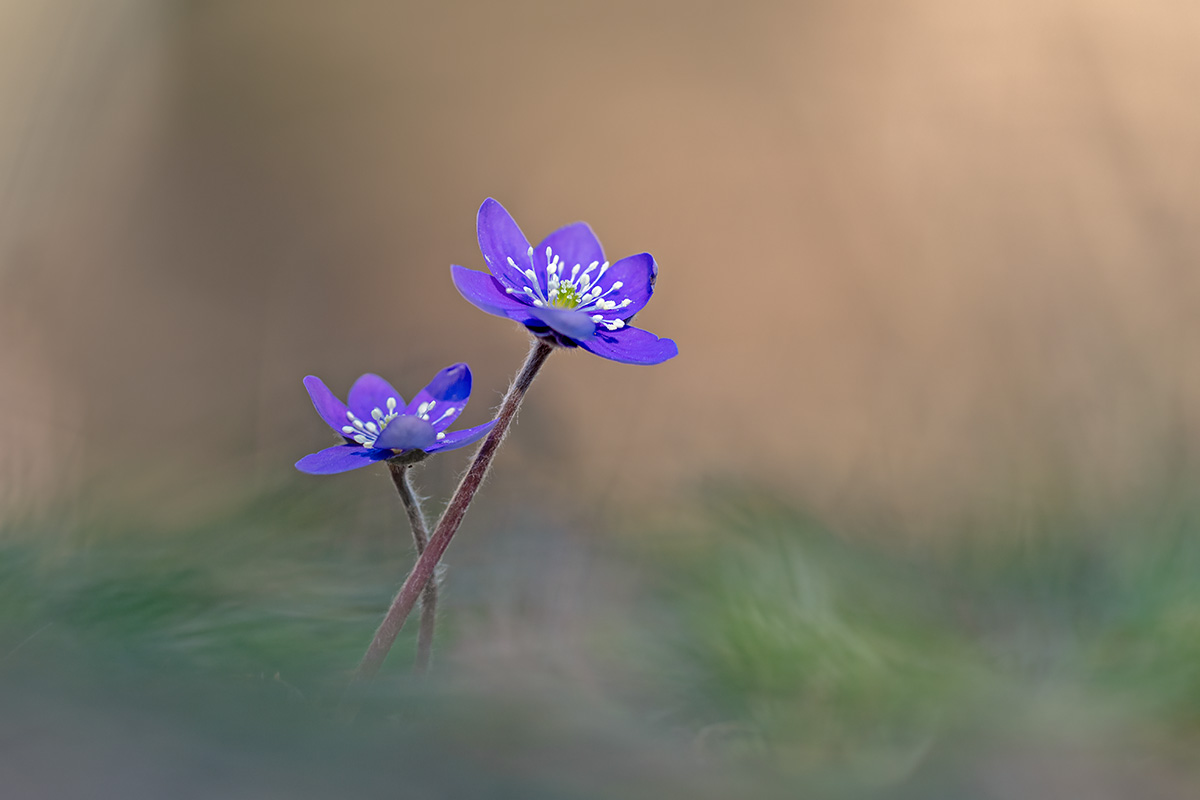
[373,415,437,451]
[405,362,472,431]
[303,376,350,433]
[425,420,496,453]
[527,306,597,341]
[451,265,539,324]
[477,198,535,291]
[347,374,405,422]
[578,324,678,365]
[295,444,389,474]
[423,362,472,402]
[596,252,656,319]
[536,222,605,286]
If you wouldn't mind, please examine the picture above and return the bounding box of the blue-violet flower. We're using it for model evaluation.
[295,363,495,474]
[451,198,678,365]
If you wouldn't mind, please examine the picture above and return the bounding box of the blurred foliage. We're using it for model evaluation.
[1,482,1199,797]
[647,501,967,787]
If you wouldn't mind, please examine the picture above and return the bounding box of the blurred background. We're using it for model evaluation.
[3,1,1200,797]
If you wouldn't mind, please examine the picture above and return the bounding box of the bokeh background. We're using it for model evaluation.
[3,1,1200,797]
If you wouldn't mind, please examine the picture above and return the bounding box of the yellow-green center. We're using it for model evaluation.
[551,284,581,308]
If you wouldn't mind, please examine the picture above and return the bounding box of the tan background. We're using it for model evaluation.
[2,0,1199,530]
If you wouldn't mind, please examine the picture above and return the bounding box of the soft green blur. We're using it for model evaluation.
[2,481,1199,797]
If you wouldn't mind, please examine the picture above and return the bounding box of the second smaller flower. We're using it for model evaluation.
[296,363,495,474]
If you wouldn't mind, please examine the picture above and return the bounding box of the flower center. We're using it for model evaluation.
[551,283,581,309]
[340,397,452,449]
[341,397,400,447]
[505,246,633,331]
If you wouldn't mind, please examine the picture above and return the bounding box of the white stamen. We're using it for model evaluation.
[436,432,445,440]
[515,248,639,329]
[337,396,406,448]
[585,280,624,305]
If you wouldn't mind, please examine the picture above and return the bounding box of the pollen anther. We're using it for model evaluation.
[506,248,632,332]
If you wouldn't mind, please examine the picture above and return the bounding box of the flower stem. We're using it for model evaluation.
[386,461,437,675]
[352,340,554,683]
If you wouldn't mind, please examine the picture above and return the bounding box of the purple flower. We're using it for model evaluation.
[451,198,678,365]
[295,363,495,475]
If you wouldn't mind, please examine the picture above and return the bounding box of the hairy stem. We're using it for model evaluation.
[387,462,437,675]
[353,340,554,683]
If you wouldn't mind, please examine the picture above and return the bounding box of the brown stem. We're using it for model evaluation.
[352,340,554,683]
[386,461,437,675]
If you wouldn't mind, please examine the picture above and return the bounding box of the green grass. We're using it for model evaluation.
[2,482,1199,797]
